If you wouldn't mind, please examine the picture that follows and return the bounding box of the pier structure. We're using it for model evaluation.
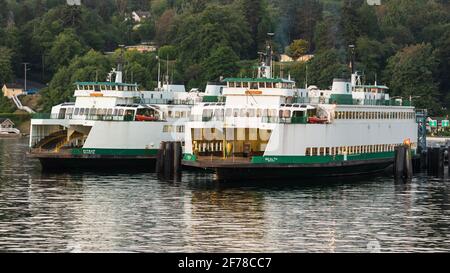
[156,141,183,179]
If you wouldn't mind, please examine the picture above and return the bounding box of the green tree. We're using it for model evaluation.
[41,50,112,111]
[155,9,176,45]
[174,5,251,66]
[158,45,178,60]
[340,0,363,46]
[241,0,263,54]
[314,15,338,52]
[293,0,323,48]
[0,47,14,85]
[137,20,156,42]
[384,43,441,113]
[120,50,158,89]
[201,46,240,82]
[307,49,349,89]
[0,0,8,26]
[48,29,85,72]
[284,61,307,88]
[356,37,393,83]
[285,39,309,59]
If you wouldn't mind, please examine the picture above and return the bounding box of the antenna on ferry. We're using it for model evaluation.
[305,63,308,89]
[156,55,161,90]
[166,55,169,88]
[116,44,125,83]
[258,33,275,79]
[349,44,356,88]
[268,33,274,78]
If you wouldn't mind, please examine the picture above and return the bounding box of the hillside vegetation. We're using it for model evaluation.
[0,0,449,115]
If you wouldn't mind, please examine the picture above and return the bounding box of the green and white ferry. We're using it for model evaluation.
[182,42,418,180]
[29,65,201,170]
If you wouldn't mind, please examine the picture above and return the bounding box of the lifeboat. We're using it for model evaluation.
[308,116,328,124]
[135,115,158,121]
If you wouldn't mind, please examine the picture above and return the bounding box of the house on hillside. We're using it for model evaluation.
[126,43,158,53]
[280,54,314,63]
[0,118,20,136]
[367,0,381,6]
[132,11,151,23]
[2,83,24,98]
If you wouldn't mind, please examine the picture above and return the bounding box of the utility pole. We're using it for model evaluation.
[22,62,30,92]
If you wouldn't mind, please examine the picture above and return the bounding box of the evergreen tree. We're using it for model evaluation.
[384,43,441,113]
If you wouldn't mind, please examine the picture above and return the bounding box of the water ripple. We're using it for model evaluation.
[1,138,450,252]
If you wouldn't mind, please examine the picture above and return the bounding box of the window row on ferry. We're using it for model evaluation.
[201,108,287,119]
[166,110,190,119]
[69,107,131,116]
[228,81,294,89]
[334,111,415,120]
[163,125,185,133]
[77,84,137,92]
[199,108,316,123]
[305,143,415,156]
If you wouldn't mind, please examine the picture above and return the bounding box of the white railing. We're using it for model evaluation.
[0,128,21,134]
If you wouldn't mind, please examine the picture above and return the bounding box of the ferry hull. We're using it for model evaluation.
[183,158,393,181]
[29,153,156,171]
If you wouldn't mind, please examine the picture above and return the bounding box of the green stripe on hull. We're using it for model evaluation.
[71,148,158,156]
[251,152,396,164]
[183,150,415,165]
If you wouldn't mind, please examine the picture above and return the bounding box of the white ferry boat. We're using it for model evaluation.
[182,41,418,180]
[29,64,200,169]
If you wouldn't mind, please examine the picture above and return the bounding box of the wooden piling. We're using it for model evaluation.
[438,147,445,176]
[427,147,433,175]
[173,141,182,176]
[420,150,427,170]
[394,146,405,180]
[394,144,412,181]
[164,142,174,177]
[156,141,165,173]
[404,146,413,179]
[426,147,445,176]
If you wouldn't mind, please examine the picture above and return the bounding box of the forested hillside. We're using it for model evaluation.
[0,0,449,114]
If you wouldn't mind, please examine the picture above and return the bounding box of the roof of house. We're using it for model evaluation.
[0,118,14,124]
[3,83,24,89]
[133,11,151,17]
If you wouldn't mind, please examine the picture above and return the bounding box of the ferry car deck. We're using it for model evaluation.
[182,41,417,180]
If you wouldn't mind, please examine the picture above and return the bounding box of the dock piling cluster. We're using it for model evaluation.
[426,147,447,177]
[156,141,183,179]
[394,145,413,180]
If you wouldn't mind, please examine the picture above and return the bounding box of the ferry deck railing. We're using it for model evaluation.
[32,113,138,122]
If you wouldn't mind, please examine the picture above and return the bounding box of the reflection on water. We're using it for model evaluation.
[1,138,450,252]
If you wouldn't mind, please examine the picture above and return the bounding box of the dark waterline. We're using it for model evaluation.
[1,138,450,252]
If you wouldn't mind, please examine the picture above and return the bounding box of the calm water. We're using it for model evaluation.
[1,138,450,253]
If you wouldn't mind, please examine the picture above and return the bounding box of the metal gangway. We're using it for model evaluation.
[11,95,35,114]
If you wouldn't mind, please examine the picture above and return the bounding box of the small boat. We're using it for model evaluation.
[308,116,328,124]
[135,115,159,122]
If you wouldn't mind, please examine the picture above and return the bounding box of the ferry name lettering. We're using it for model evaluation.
[264,157,278,163]
[83,149,96,155]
